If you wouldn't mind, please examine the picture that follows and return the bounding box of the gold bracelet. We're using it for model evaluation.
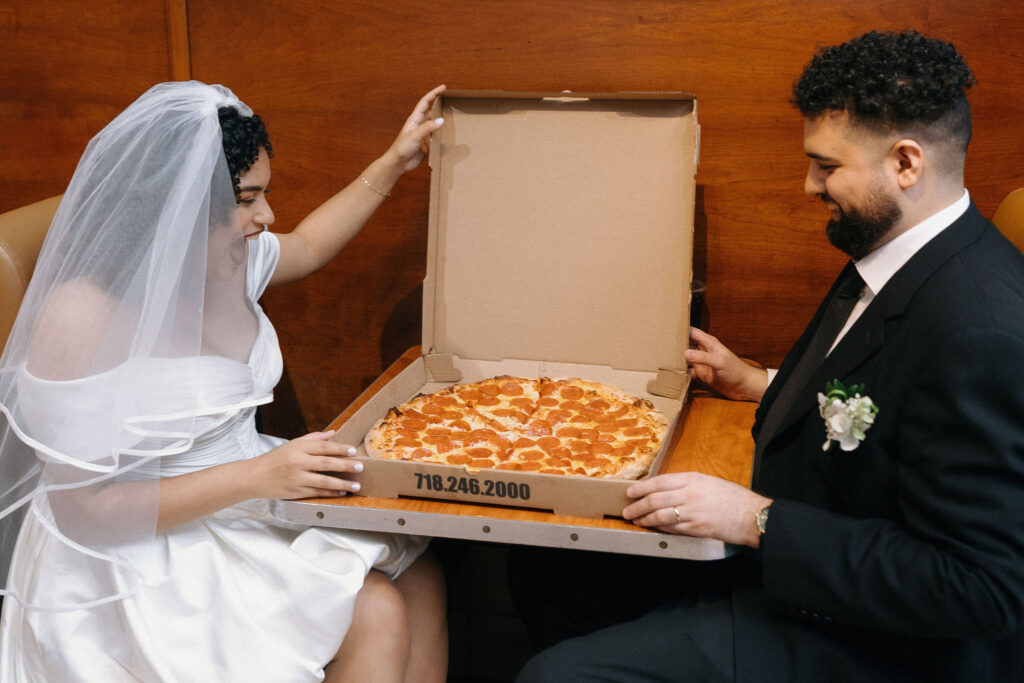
[359,175,391,198]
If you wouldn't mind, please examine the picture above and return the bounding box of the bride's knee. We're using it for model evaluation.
[353,570,410,639]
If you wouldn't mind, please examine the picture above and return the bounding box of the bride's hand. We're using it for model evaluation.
[247,431,363,499]
[381,84,446,174]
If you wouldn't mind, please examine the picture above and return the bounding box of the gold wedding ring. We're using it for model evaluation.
[673,506,682,523]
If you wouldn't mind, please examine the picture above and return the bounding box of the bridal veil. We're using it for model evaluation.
[0,81,267,609]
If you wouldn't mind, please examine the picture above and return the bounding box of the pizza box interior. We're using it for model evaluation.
[331,90,698,519]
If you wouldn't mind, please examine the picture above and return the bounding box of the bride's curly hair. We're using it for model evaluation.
[792,30,976,156]
[217,106,274,199]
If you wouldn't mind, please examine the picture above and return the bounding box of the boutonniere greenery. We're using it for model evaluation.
[817,379,879,452]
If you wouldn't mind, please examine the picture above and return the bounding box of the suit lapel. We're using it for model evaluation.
[754,203,988,461]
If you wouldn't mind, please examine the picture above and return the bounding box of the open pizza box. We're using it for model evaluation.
[330,90,699,519]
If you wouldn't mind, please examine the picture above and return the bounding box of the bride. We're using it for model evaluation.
[0,80,447,682]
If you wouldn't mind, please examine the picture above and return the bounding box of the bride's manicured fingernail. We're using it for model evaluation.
[347,446,357,456]
[353,462,363,472]
[351,482,361,492]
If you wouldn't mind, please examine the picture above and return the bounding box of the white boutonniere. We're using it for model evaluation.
[817,379,879,452]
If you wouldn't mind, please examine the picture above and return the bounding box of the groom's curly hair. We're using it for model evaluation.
[793,30,976,157]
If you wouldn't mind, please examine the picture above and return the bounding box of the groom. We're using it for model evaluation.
[515,30,1024,682]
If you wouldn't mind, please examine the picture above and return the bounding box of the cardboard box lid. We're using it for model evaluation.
[424,90,698,373]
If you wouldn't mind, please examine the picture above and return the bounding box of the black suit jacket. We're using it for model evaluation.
[734,203,1024,682]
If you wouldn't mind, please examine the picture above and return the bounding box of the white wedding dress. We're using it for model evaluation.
[0,232,428,682]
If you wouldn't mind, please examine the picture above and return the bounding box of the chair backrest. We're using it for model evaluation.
[992,187,1024,253]
[0,196,61,351]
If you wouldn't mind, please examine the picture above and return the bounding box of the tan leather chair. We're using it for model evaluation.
[992,187,1024,253]
[0,196,62,351]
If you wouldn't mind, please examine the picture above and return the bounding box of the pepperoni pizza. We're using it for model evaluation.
[364,376,669,479]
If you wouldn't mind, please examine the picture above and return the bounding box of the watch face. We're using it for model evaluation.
[757,507,770,534]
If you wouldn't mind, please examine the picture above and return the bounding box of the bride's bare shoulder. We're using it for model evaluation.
[27,278,118,379]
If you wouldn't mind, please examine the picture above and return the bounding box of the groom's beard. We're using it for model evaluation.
[825,186,902,261]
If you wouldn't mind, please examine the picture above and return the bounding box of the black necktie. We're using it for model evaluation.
[756,264,865,449]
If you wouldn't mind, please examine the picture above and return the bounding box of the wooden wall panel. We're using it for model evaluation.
[188,0,1024,435]
[0,0,180,211]
[7,1,1023,436]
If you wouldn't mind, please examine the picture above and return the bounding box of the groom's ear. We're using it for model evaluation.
[890,138,924,190]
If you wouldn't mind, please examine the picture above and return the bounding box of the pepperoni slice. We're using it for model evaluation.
[512,437,536,448]
[396,437,422,447]
[426,427,451,436]
[421,403,444,415]
[537,397,559,407]
[545,409,572,423]
[519,449,545,461]
[457,389,482,401]
[560,385,584,400]
[501,382,525,396]
[526,421,552,436]
[539,383,559,396]
[549,446,572,459]
[510,397,535,409]
[401,418,427,432]
[480,384,502,396]
[446,453,471,465]
[517,461,544,471]
[624,426,650,437]
[476,396,501,407]
[568,439,590,452]
[555,426,580,438]
[538,468,564,475]
[587,399,611,411]
[569,415,592,424]
[451,419,471,431]
[536,436,560,452]
[470,458,496,469]
[616,418,639,429]
[589,442,614,455]
[467,447,494,458]
[410,448,432,460]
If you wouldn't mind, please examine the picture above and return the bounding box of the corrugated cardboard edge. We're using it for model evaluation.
[424,353,463,382]
[647,367,691,400]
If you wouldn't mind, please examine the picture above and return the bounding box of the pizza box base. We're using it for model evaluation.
[330,354,686,519]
